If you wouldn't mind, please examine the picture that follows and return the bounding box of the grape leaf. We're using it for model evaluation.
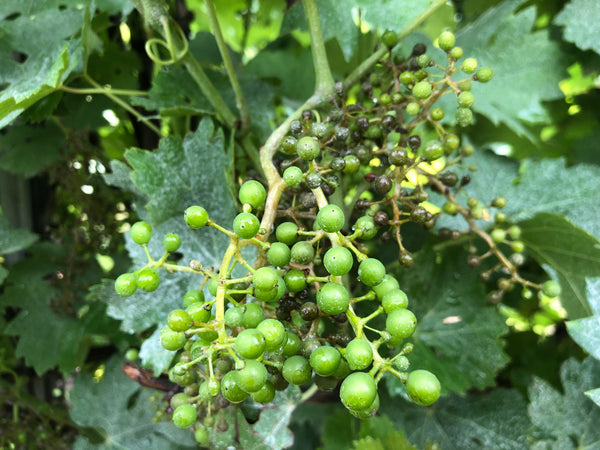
[528,357,600,447]
[248,387,300,449]
[392,245,509,394]
[458,1,570,139]
[0,121,70,177]
[566,278,600,358]
[434,151,600,241]
[0,214,37,254]
[585,388,600,408]
[0,1,86,128]
[70,356,196,450]
[519,213,600,319]
[281,0,435,61]
[554,0,600,55]
[138,326,176,376]
[381,387,530,449]
[0,243,88,374]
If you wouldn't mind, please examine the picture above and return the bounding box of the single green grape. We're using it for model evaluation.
[184,206,209,229]
[267,242,291,267]
[136,269,160,292]
[257,318,287,352]
[167,309,192,332]
[235,328,266,359]
[251,380,276,404]
[221,370,249,403]
[242,302,264,328]
[130,221,152,245]
[115,273,137,297]
[233,212,260,239]
[309,346,342,377]
[340,372,377,411]
[386,309,417,339]
[163,233,181,252]
[236,359,268,393]
[405,369,441,406]
[358,258,386,287]
[323,246,354,276]
[542,280,561,298]
[373,274,400,300]
[160,326,187,351]
[317,282,350,315]
[476,67,494,83]
[382,288,409,312]
[183,289,204,307]
[412,81,432,99]
[438,30,456,51]
[462,57,478,74]
[354,215,377,240]
[290,241,315,265]
[283,166,303,186]
[282,355,312,385]
[276,222,299,245]
[172,404,197,429]
[316,204,345,233]
[239,180,266,209]
[296,136,321,160]
[345,338,373,371]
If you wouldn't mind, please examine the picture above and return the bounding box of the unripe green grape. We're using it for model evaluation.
[373,274,400,300]
[284,268,306,292]
[207,278,218,296]
[476,67,494,83]
[317,204,345,233]
[170,392,190,410]
[233,212,260,239]
[184,206,209,229]
[125,348,139,361]
[224,306,244,327]
[334,358,350,379]
[242,302,264,328]
[405,370,441,406]
[542,280,561,298]
[400,71,415,85]
[195,427,210,445]
[457,91,475,108]
[444,133,460,151]
[349,393,380,419]
[417,54,431,68]
[283,166,303,186]
[495,212,507,223]
[317,282,350,315]
[266,242,291,268]
[462,57,478,74]
[236,360,268,393]
[172,404,197,429]
[282,331,302,357]
[508,225,522,240]
[345,338,373,370]
[394,355,410,371]
[364,125,383,140]
[438,30,456,51]
[160,326,187,351]
[253,267,279,291]
[276,222,298,245]
[323,246,354,276]
[431,108,445,121]
[282,355,312,385]
[406,102,420,116]
[168,309,192,332]
[290,241,315,265]
[296,136,321,160]
[386,309,417,339]
[251,380,276,404]
[491,228,506,243]
[311,122,328,139]
[358,258,386,287]
[130,221,153,245]
[257,319,287,352]
[458,80,472,91]
[183,289,204,307]
[450,46,463,59]
[456,107,473,127]
[280,136,298,155]
[221,370,249,403]
[115,273,137,297]
[315,375,338,392]
[310,346,342,377]
[382,288,409,312]
[443,202,458,215]
[163,233,181,252]
[471,206,484,220]
[343,155,360,174]
[381,29,398,48]
[423,140,444,161]
[239,180,266,210]
[412,81,432,99]
[354,215,377,240]
[379,94,392,106]
[340,372,377,411]
[136,269,160,292]
[235,328,266,359]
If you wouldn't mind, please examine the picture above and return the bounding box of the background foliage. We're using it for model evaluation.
[1,0,599,448]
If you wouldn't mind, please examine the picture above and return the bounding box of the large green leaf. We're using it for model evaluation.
[528,357,600,448]
[391,246,509,394]
[381,388,530,449]
[519,213,600,319]
[554,0,600,55]
[0,1,86,128]
[0,214,37,254]
[566,278,600,357]
[282,0,436,61]
[458,1,570,139]
[70,356,196,449]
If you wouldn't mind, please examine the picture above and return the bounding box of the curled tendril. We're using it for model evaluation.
[145,17,188,65]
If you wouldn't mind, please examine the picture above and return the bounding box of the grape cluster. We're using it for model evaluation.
[112,30,559,441]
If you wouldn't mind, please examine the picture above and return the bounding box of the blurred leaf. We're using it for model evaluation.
[554,0,600,55]
[585,388,600,407]
[0,1,86,127]
[528,357,600,447]
[458,1,570,139]
[392,246,509,394]
[381,388,530,449]
[0,121,70,177]
[70,356,196,449]
[0,214,37,254]
[282,0,436,61]
[566,278,600,357]
[519,213,600,319]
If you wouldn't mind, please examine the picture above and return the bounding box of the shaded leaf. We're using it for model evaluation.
[392,246,509,394]
[0,214,37,254]
[70,356,196,449]
[528,357,600,447]
[519,213,600,319]
[554,0,600,55]
[566,278,600,358]
[381,388,530,449]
